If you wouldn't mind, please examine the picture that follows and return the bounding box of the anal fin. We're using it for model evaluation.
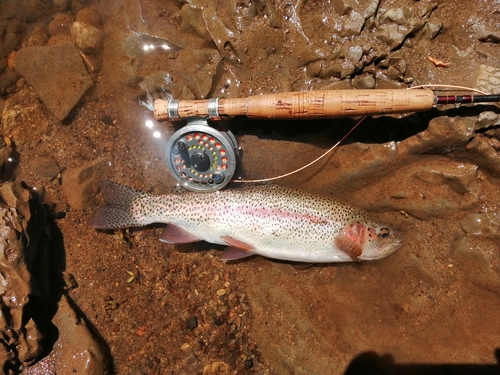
[221,236,255,251]
[159,225,201,244]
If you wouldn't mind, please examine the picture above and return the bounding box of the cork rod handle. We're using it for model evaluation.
[154,89,435,121]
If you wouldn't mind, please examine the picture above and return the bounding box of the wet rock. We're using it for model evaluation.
[372,160,479,220]
[363,0,380,19]
[13,43,93,120]
[345,46,363,65]
[319,62,341,79]
[27,155,60,179]
[0,67,19,94]
[373,77,406,89]
[375,5,426,50]
[331,0,350,15]
[341,10,365,37]
[26,294,109,374]
[320,60,355,79]
[460,213,500,238]
[415,1,438,18]
[352,74,376,89]
[374,24,407,50]
[477,26,500,44]
[76,6,101,28]
[0,182,52,369]
[48,13,74,37]
[50,294,108,373]
[0,182,31,222]
[53,0,70,8]
[179,3,212,41]
[1,88,53,146]
[475,111,500,130]
[28,25,48,47]
[386,57,407,80]
[452,237,500,295]
[167,49,220,99]
[203,361,231,375]
[423,18,442,39]
[415,163,478,195]
[402,116,475,155]
[46,34,73,46]
[465,134,500,177]
[476,64,500,94]
[198,5,238,58]
[0,142,16,183]
[70,21,104,52]
[305,61,322,78]
[379,7,412,25]
[62,157,110,210]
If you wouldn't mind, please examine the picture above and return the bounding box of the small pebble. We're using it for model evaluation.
[185,316,198,330]
[27,155,60,179]
[76,6,101,28]
[70,21,103,51]
[216,288,226,296]
[184,352,198,367]
[53,0,70,8]
[244,357,254,370]
[15,78,25,89]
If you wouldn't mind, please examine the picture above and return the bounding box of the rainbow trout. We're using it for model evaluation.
[87,181,401,262]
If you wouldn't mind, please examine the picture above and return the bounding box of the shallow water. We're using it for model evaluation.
[1,0,500,373]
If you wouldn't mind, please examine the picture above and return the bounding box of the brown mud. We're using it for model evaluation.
[1,0,500,374]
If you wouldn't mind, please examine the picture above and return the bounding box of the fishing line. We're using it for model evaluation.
[409,84,489,95]
[230,116,367,184]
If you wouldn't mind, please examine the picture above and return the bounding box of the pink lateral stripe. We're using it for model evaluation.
[237,206,329,224]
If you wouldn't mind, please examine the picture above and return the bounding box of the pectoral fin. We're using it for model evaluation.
[335,235,363,257]
[159,225,201,243]
[221,236,255,251]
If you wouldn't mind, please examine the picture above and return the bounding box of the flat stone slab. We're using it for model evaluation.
[13,43,93,120]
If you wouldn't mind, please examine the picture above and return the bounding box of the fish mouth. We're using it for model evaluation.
[359,238,402,261]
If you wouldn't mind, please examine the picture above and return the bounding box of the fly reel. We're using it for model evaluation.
[165,118,240,192]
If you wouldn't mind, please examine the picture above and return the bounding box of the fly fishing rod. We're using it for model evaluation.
[154,89,500,121]
[155,88,499,192]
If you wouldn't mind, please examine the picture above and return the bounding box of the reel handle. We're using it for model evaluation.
[154,89,436,121]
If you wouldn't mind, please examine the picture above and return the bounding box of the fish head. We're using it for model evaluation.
[358,223,402,260]
[335,221,401,261]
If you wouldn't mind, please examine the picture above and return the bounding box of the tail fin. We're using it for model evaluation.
[87,181,146,229]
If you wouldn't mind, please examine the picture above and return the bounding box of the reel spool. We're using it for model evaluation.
[165,118,240,192]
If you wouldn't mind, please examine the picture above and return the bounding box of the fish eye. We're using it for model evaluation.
[377,227,391,238]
